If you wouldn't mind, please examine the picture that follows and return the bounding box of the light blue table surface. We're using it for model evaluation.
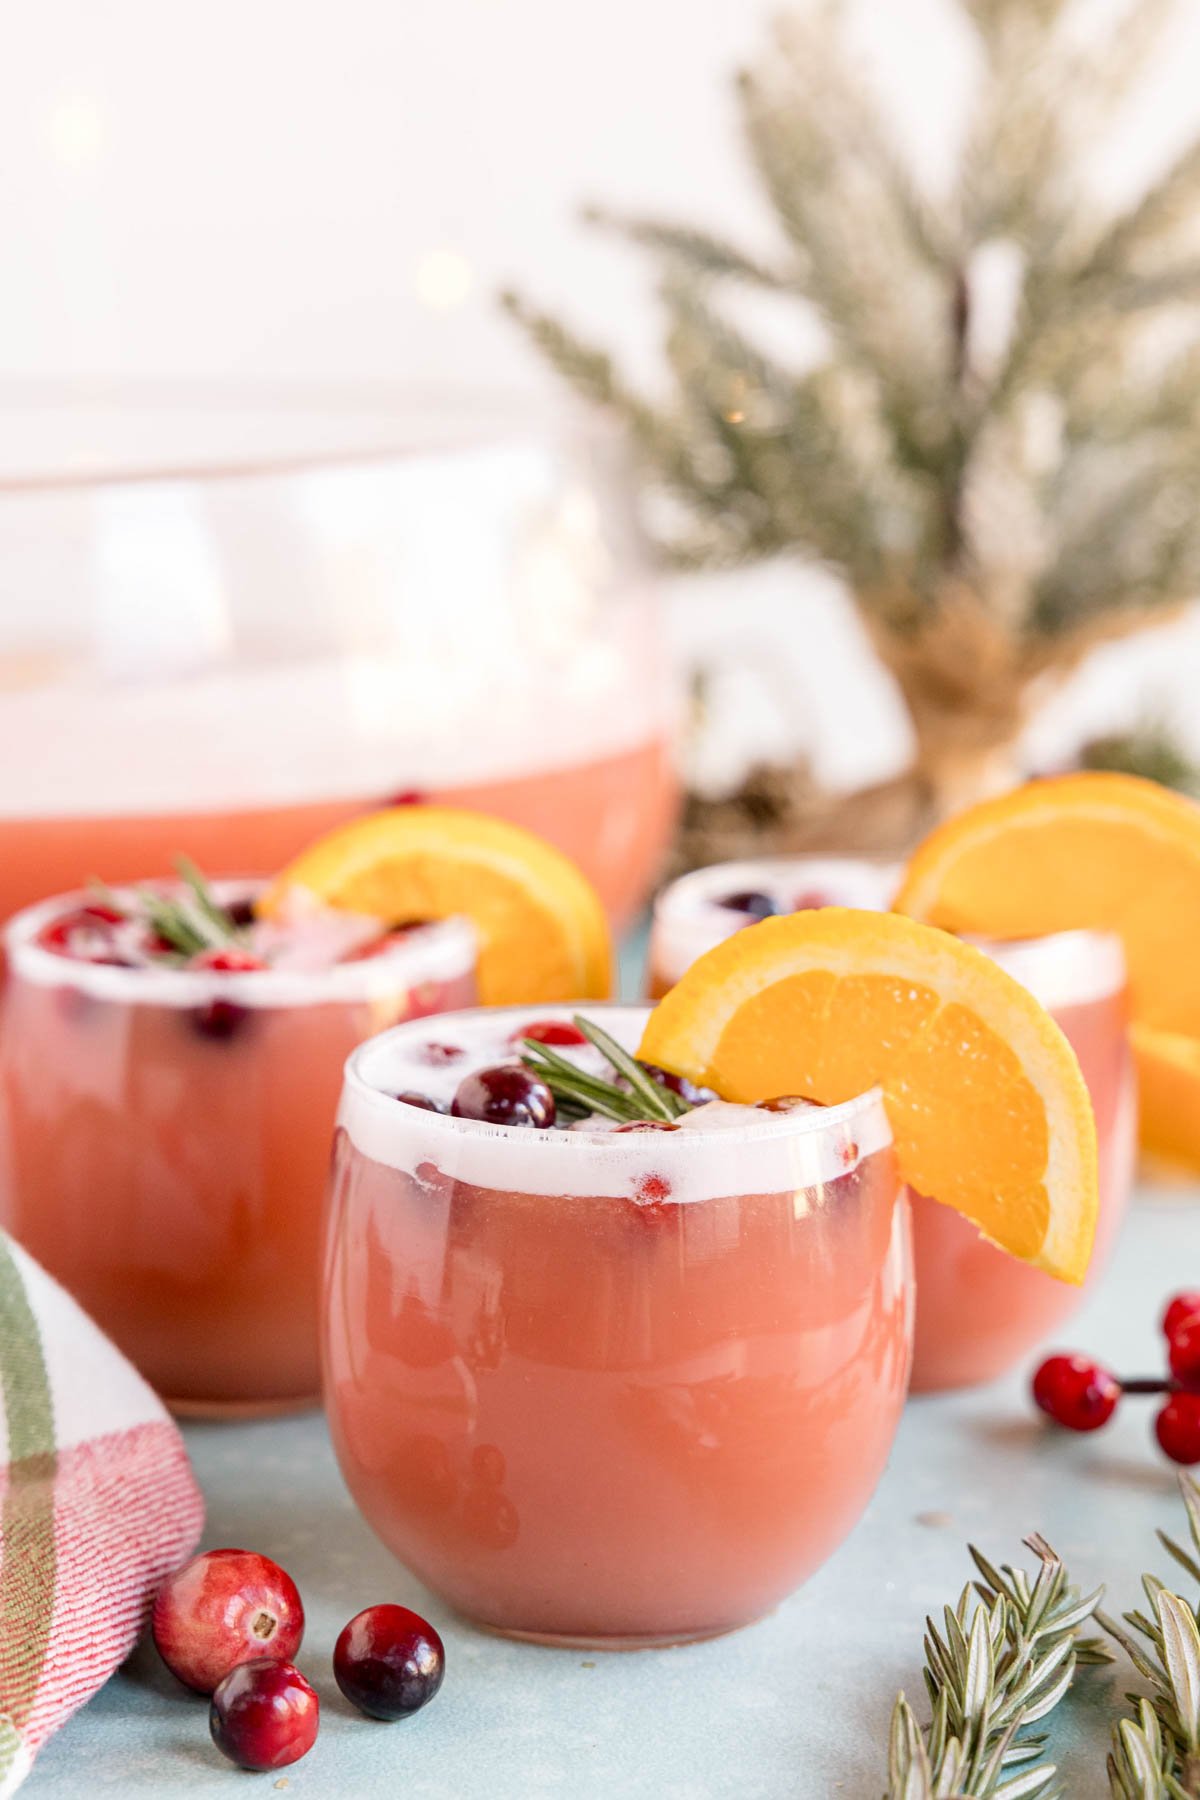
[22,930,1200,1796]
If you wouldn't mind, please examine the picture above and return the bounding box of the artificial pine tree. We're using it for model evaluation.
[506,0,1200,849]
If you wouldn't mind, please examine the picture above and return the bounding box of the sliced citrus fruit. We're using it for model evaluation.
[638,908,1098,1283]
[1132,1025,1200,1175]
[259,806,612,1006]
[894,772,1200,1036]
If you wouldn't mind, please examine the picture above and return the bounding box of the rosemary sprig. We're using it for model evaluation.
[520,1015,693,1124]
[1101,1475,1200,1797]
[886,1534,1105,1799]
[91,858,247,960]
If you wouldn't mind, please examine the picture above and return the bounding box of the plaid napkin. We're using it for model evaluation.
[0,1234,203,1794]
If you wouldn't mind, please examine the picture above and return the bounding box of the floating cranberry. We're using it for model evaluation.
[225,897,259,928]
[333,1604,445,1721]
[757,1095,818,1113]
[1169,1322,1200,1392]
[36,904,127,961]
[152,1548,305,1694]
[1162,1292,1200,1341]
[394,1091,450,1113]
[717,890,778,920]
[209,1658,318,1770]
[518,1019,589,1047]
[422,1041,466,1065]
[191,947,268,974]
[190,998,249,1040]
[386,790,429,808]
[452,1065,556,1128]
[615,1121,680,1133]
[1156,1393,1200,1465]
[638,1062,719,1107]
[1031,1354,1120,1432]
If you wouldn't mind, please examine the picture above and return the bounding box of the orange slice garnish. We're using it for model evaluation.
[259,806,612,1006]
[1132,1025,1200,1176]
[894,772,1200,1036]
[638,908,1098,1283]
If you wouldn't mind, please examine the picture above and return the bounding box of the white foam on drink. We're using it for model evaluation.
[5,883,478,1010]
[650,857,1126,1010]
[339,1004,892,1203]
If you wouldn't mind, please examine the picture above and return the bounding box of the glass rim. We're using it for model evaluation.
[651,857,1127,1009]
[339,1001,891,1184]
[4,880,478,1010]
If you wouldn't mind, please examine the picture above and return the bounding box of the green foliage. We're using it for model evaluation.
[505,0,1200,667]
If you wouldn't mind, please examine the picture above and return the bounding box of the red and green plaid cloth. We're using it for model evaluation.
[0,1234,203,1793]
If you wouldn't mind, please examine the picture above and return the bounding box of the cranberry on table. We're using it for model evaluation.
[1156,1393,1200,1466]
[152,1548,305,1694]
[1162,1291,1200,1341]
[637,1062,719,1106]
[1031,1353,1121,1432]
[518,1019,590,1047]
[1169,1321,1200,1392]
[209,1658,319,1770]
[717,890,778,920]
[452,1065,556,1128]
[334,1603,446,1721]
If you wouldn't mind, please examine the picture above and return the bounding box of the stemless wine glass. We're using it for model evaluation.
[648,857,1137,1391]
[0,884,477,1415]
[323,1004,913,1649]
[0,382,677,927]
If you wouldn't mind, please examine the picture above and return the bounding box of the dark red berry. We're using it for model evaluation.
[1157,1393,1200,1465]
[394,1091,449,1113]
[1031,1353,1120,1432]
[191,947,268,973]
[452,1065,556,1128]
[517,1020,589,1047]
[638,1062,719,1106]
[1162,1292,1200,1341]
[209,1658,318,1770]
[225,897,258,928]
[333,1604,445,1721]
[1169,1322,1200,1392]
[717,890,778,920]
[190,998,249,1040]
[615,1121,680,1133]
[152,1548,305,1694]
[386,790,428,807]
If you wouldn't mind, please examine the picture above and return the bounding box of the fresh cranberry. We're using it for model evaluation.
[190,998,249,1040]
[517,1020,589,1047]
[209,1658,318,1770]
[1163,1292,1200,1341]
[634,1173,673,1206]
[225,897,259,928]
[1157,1393,1200,1465]
[394,1091,450,1113]
[615,1121,680,1133]
[152,1548,305,1694]
[452,1065,556,1128]
[191,947,268,973]
[333,1604,445,1721]
[422,1041,465,1065]
[717,889,778,919]
[386,790,429,807]
[638,1062,719,1106]
[35,904,127,961]
[1169,1322,1200,1392]
[1031,1354,1120,1431]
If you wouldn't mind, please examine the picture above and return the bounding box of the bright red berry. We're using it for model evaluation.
[333,1604,445,1721]
[1156,1394,1200,1466]
[191,947,268,973]
[152,1548,305,1694]
[35,903,128,962]
[209,1658,318,1770]
[1162,1292,1200,1342]
[1031,1354,1120,1432]
[1169,1322,1200,1392]
[517,1020,589,1047]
